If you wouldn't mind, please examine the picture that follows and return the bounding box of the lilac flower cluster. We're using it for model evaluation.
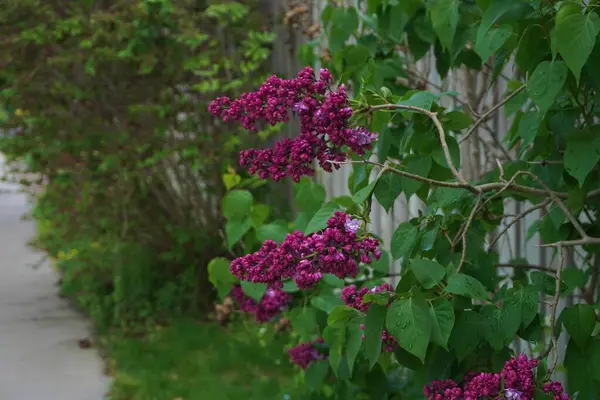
[229,285,290,324]
[423,379,463,400]
[423,354,570,400]
[543,381,569,400]
[209,67,377,182]
[463,372,501,399]
[287,338,327,370]
[500,354,538,399]
[342,283,398,352]
[230,212,380,289]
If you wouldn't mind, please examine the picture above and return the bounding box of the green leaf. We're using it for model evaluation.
[516,111,543,149]
[474,25,513,62]
[377,126,394,163]
[386,294,431,362]
[240,281,267,302]
[516,25,549,74]
[387,5,410,42]
[409,258,446,290]
[223,173,241,190]
[527,61,567,112]
[328,306,359,325]
[222,190,253,219]
[564,339,595,394]
[311,295,344,313]
[365,305,386,368]
[430,0,459,51]
[562,267,586,293]
[443,111,473,131]
[371,250,391,274]
[330,7,360,52]
[255,222,288,243]
[250,204,270,227]
[322,274,345,288]
[289,307,318,339]
[323,320,347,376]
[292,211,311,233]
[433,187,470,207]
[561,304,596,350]
[397,91,436,111]
[555,6,600,83]
[305,201,340,234]
[480,304,520,350]
[449,310,484,361]
[295,178,326,214]
[391,222,418,260]
[413,14,436,43]
[305,360,329,392]
[363,292,391,307]
[564,130,600,186]
[346,317,364,376]
[401,156,432,198]
[207,257,236,299]
[352,176,379,204]
[431,136,460,170]
[444,273,489,300]
[505,285,539,329]
[429,298,455,350]
[476,0,523,45]
[225,218,252,248]
[374,172,403,211]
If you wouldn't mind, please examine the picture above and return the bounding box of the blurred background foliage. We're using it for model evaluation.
[0,0,290,324]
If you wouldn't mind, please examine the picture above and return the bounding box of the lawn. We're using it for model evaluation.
[105,318,304,400]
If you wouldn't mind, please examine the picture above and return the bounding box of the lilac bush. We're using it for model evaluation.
[207,42,592,396]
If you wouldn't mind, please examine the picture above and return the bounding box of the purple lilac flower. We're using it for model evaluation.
[463,372,501,399]
[229,285,290,323]
[287,338,326,370]
[230,211,381,289]
[423,354,571,400]
[344,217,361,233]
[501,354,538,399]
[505,388,522,400]
[209,67,377,182]
[543,381,570,400]
[423,379,463,400]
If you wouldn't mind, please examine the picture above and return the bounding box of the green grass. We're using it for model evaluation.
[106,318,304,400]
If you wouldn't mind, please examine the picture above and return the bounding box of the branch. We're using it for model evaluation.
[537,237,600,248]
[456,194,483,274]
[331,159,600,200]
[369,104,471,187]
[495,263,556,273]
[460,84,526,144]
[489,199,551,249]
[521,171,588,240]
[537,245,565,377]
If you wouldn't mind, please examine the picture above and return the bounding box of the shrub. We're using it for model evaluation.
[209,0,600,396]
[0,0,281,322]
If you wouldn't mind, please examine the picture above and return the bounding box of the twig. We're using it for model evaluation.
[456,194,483,274]
[489,200,551,249]
[495,263,555,273]
[520,171,589,240]
[369,104,471,187]
[537,237,600,247]
[460,85,526,144]
[544,245,565,377]
[330,159,600,200]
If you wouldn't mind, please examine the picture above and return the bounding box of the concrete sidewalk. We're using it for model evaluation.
[0,156,110,399]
